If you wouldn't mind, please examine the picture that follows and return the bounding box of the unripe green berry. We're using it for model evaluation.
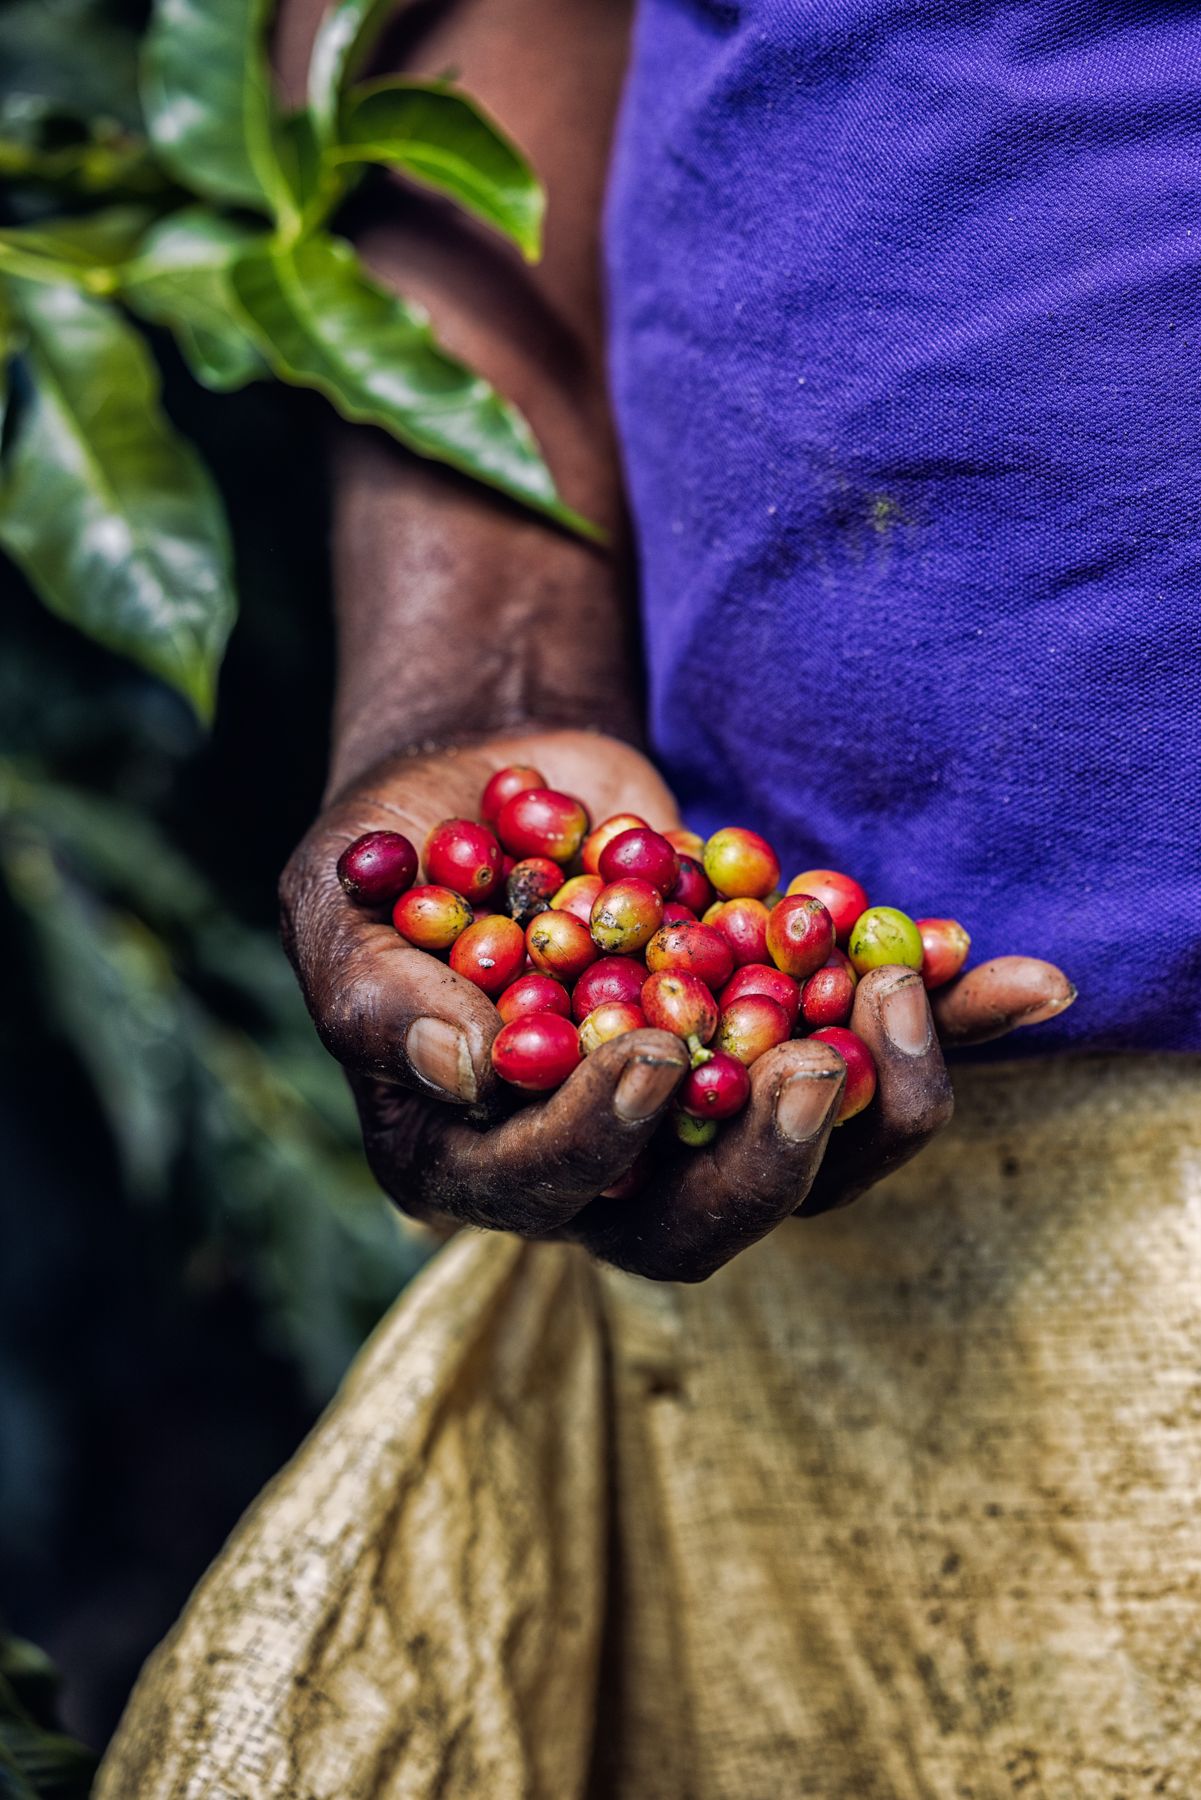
[847,905,924,975]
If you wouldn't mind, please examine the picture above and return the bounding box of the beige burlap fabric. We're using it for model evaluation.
[98,1055,1201,1798]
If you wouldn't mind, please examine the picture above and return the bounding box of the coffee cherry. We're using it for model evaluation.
[526,910,598,983]
[551,873,604,925]
[598,826,680,896]
[496,972,572,1024]
[674,1111,718,1148]
[717,994,791,1065]
[505,856,565,926]
[826,946,858,981]
[337,830,418,907]
[848,905,923,975]
[644,920,734,991]
[679,1050,751,1120]
[590,878,664,955]
[448,915,526,996]
[662,901,698,924]
[581,813,648,877]
[702,827,780,899]
[668,855,713,914]
[393,884,474,950]
[809,1026,877,1122]
[572,956,647,1022]
[765,894,836,980]
[785,869,869,944]
[664,826,706,862]
[708,896,771,967]
[641,970,719,1054]
[481,764,545,825]
[915,917,971,989]
[719,962,801,1029]
[800,962,856,1029]
[579,1000,647,1056]
[423,819,503,902]
[496,788,590,863]
[491,1013,581,1091]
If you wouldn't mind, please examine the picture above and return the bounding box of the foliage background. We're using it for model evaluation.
[0,0,499,1762]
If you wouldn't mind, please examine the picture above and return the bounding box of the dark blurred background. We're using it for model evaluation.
[0,0,430,1759]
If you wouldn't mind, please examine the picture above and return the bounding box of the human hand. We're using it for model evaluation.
[281,728,1074,1281]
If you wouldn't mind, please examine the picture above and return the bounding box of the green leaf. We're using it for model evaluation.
[121,207,268,390]
[141,0,286,216]
[331,79,544,259]
[307,0,398,144]
[0,124,166,200]
[0,283,236,719]
[229,234,596,532]
[0,206,154,290]
[0,1,142,130]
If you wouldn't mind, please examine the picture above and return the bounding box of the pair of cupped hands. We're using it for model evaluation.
[281,729,1074,1283]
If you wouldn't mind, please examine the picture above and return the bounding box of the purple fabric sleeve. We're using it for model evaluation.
[604,0,1201,1053]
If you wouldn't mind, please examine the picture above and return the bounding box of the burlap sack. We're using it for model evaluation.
[98,1055,1201,1798]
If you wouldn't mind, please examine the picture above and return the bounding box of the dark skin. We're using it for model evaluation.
[276,0,1075,1282]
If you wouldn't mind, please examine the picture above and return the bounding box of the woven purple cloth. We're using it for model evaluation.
[604,0,1201,1053]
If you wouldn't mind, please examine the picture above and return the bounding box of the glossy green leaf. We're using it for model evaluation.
[333,79,544,259]
[0,283,236,719]
[0,206,153,288]
[230,234,596,532]
[121,207,268,390]
[0,0,142,130]
[307,0,397,143]
[141,0,286,215]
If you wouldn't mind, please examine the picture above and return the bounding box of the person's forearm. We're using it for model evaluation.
[276,0,640,798]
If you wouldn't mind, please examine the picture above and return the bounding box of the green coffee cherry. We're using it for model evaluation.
[674,1111,718,1148]
[847,905,924,975]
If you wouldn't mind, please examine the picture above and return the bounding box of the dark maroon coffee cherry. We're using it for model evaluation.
[337,830,418,908]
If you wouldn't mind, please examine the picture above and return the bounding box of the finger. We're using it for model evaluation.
[930,955,1077,1046]
[800,964,955,1215]
[281,811,502,1106]
[356,1029,690,1237]
[569,1038,846,1282]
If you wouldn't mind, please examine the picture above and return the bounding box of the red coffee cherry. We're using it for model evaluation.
[336,830,418,908]
[662,901,698,924]
[915,917,971,989]
[679,1050,751,1120]
[719,962,802,1029]
[799,962,856,1029]
[572,956,647,1022]
[640,970,719,1052]
[423,819,503,902]
[644,920,734,991]
[664,826,706,861]
[707,896,771,966]
[526,910,598,983]
[598,827,680,896]
[590,878,664,955]
[550,873,604,925]
[668,855,713,915]
[702,827,780,899]
[786,869,869,944]
[581,813,647,877]
[491,1013,582,1091]
[496,972,572,1024]
[496,788,590,863]
[448,915,526,996]
[809,1026,878,1122]
[717,994,791,1065]
[578,1000,647,1056]
[505,856,565,926]
[480,764,546,825]
[392,884,474,950]
[765,894,836,980]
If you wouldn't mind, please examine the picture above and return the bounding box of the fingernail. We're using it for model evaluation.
[407,1017,476,1101]
[615,1055,685,1122]
[1019,983,1078,1027]
[776,1070,841,1142]
[881,974,931,1055]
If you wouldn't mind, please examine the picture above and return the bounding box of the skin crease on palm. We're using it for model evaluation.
[280,727,1076,1284]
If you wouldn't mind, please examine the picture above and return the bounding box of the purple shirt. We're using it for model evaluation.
[605,0,1201,1053]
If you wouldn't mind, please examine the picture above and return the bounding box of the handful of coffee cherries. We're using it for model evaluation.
[336,765,972,1149]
